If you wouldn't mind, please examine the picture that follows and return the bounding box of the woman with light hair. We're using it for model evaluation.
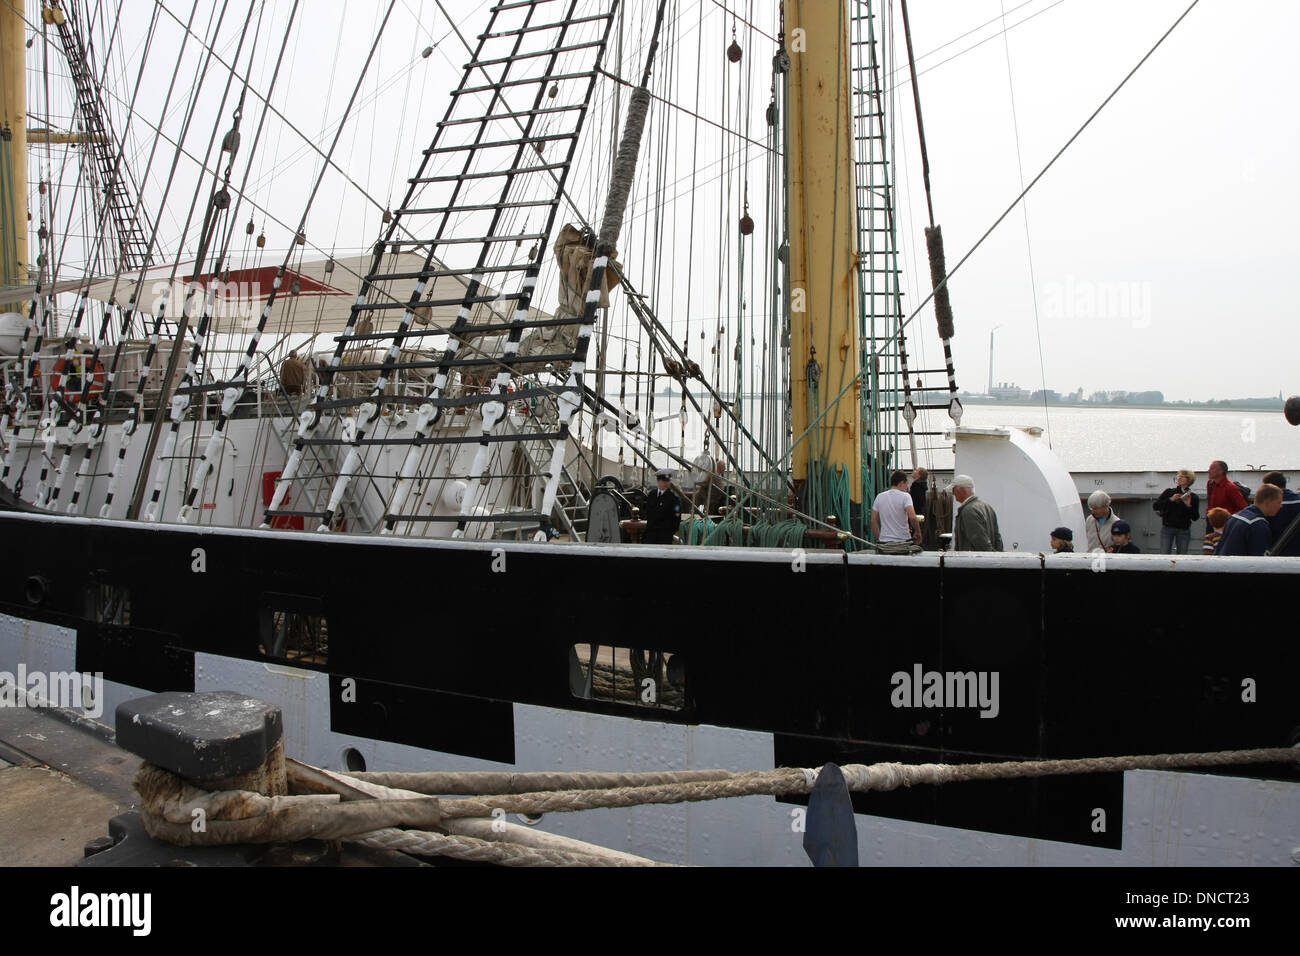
[1084,490,1121,553]
[1152,468,1199,555]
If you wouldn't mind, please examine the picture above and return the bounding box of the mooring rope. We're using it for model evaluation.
[428,747,1299,818]
[348,767,751,795]
[349,827,652,868]
[130,745,1297,866]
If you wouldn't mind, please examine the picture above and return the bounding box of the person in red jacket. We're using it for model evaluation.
[1205,460,1247,515]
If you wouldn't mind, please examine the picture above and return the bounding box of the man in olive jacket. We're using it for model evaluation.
[951,474,1004,552]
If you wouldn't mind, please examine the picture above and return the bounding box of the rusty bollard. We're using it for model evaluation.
[115,690,286,796]
[80,691,336,865]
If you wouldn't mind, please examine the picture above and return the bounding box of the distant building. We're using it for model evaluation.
[1030,389,1061,403]
[1085,389,1165,405]
[990,381,1029,400]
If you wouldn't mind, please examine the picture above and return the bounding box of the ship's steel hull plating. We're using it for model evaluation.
[1,511,1296,864]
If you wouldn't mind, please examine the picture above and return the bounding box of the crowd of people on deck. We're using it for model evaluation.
[867,459,1300,558]
[1071,462,1298,557]
[640,458,1298,557]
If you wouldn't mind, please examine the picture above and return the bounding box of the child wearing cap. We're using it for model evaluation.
[1203,507,1230,554]
[1049,527,1074,553]
[1110,520,1140,553]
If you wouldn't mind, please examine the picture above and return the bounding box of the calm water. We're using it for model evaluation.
[631,399,1300,475]
[935,403,1300,473]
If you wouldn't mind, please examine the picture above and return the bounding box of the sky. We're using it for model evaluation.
[20,0,1300,405]
[891,0,1300,403]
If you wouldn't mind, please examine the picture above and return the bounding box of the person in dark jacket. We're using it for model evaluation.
[909,467,929,516]
[642,468,683,544]
[1218,484,1283,556]
[1152,468,1199,554]
[1110,519,1140,553]
[1262,472,1300,556]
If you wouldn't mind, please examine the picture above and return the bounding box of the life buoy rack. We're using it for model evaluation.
[49,356,106,404]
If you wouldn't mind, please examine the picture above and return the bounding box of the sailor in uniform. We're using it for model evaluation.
[642,468,683,544]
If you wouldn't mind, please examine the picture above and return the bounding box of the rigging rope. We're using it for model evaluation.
[1,0,208,496]
[750,0,1206,499]
[130,0,263,521]
[901,0,1067,86]
[998,0,1052,448]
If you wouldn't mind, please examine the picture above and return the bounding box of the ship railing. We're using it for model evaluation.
[255,359,389,534]
[1,340,254,427]
[2,347,160,426]
[197,346,297,422]
[511,409,591,541]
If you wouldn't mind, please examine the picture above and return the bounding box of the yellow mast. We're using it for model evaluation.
[785,0,862,504]
[0,0,29,299]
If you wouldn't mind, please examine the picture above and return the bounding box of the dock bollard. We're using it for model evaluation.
[114,691,287,797]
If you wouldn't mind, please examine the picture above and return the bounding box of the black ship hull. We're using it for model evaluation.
[1,509,1296,857]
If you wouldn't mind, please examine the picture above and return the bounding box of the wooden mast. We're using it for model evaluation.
[784,0,862,505]
[0,1,29,300]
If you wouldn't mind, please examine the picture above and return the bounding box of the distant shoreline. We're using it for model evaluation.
[956,398,1285,412]
[649,391,1285,412]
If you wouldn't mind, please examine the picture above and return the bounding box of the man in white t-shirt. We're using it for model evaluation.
[871,470,923,554]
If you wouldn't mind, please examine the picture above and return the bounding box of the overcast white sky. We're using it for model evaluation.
[894,0,1300,402]
[27,0,1300,403]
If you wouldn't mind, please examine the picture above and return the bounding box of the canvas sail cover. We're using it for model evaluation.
[77,252,551,337]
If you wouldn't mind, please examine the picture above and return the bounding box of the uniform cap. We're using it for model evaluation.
[655,468,673,479]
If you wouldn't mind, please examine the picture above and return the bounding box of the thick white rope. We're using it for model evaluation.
[134,746,1297,865]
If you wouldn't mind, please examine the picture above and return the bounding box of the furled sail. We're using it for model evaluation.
[515,223,619,375]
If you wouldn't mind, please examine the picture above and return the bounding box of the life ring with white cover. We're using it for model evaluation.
[50,355,106,403]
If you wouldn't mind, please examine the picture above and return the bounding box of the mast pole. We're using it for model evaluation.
[784,0,862,506]
[0,2,28,299]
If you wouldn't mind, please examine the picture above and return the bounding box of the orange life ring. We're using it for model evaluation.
[508,381,531,415]
[50,356,106,403]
